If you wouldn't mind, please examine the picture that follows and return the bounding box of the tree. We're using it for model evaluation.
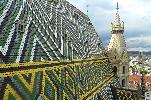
[140,68,148,98]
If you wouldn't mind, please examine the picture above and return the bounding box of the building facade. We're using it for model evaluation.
[129,74,151,90]
[108,3,129,88]
[145,90,151,100]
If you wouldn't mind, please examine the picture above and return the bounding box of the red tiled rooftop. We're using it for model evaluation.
[129,75,151,90]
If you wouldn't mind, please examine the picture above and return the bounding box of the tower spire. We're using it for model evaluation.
[115,2,120,25]
[108,1,129,89]
[116,2,119,11]
[111,2,124,33]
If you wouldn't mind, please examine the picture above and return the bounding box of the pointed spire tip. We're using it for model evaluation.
[116,2,119,11]
[86,4,89,16]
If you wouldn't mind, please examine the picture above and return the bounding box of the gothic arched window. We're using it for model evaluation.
[115,56,116,59]
[113,66,117,73]
[122,79,125,87]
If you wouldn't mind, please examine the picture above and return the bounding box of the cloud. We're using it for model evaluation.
[126,35,151,51]
[66,0,151,51]
[128,48,151,52]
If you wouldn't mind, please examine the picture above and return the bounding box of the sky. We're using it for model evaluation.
[67,0,151,51]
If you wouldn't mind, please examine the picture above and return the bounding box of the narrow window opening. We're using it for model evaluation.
[122,79,125,87]
[123,66,125,74]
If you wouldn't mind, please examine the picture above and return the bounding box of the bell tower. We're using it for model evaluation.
[108,2,129,88]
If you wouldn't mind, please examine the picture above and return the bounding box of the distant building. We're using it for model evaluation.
[129,52,151,76]
[145,90,151,100]
[129,75,151,90]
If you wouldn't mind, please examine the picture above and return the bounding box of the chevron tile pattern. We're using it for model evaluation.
[0,0,120,100]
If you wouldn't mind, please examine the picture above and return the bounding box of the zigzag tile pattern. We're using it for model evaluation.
[0,0,105,63]
[0,0,120,100]
[0,58,118,100]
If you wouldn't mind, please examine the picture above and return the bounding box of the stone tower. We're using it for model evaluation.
[108,2,129,88]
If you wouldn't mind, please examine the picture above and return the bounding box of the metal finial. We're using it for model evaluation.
[116,2,119,11]
[86,4,89,15]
